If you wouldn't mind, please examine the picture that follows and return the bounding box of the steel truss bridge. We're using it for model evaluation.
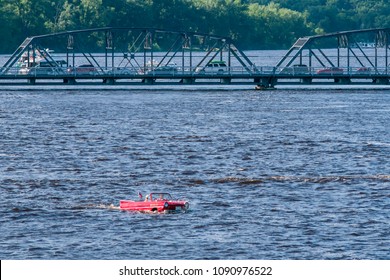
[2,27,390,87]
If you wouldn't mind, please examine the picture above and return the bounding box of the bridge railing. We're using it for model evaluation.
[1,65,389,79]
[0,66,254,78]
[274,66,389,77]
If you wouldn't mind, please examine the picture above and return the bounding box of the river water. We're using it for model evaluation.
[1,88,389,259]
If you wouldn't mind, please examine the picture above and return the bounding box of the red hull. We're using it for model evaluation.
[120,193,189,212]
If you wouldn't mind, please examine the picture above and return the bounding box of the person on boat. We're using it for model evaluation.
[144,195,149,201]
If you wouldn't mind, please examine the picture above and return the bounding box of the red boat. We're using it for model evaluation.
[120,192,189,213]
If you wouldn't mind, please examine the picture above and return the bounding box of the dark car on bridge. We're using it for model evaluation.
[147,64,178,76]
[279,64,309,75]
[67,64,98,75]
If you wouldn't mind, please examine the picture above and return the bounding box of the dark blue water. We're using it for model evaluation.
[1,88,389,259]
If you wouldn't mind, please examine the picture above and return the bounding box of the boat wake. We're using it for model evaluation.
[96,204,121,210]
[70,204,121,210]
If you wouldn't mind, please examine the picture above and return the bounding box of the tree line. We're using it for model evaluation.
[0,0,389,53]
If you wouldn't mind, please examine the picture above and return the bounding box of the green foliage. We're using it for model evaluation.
[0,0,388,52]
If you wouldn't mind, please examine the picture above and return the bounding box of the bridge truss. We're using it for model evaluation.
[0,27,255,85]
[276,28,390,84]
[3,27,390,87]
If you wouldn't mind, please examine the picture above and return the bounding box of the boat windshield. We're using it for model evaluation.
[150,193,172,201]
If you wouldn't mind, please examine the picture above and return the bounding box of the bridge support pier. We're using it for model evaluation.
[301,77,312,84]
[373,78,388,85]
[221,78,231,84]
[104,78,115,85]
[182,78,195,84]
[143,78,154,84]
[254,77,277,88]
[63,78,76,84]
[335,77,351,84]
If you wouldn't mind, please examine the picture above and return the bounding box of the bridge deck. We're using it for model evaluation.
[1,68,388,86]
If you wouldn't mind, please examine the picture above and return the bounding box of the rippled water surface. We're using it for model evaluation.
[1,88,390,259]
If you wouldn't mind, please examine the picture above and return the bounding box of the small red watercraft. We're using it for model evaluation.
[120,192,189,213]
